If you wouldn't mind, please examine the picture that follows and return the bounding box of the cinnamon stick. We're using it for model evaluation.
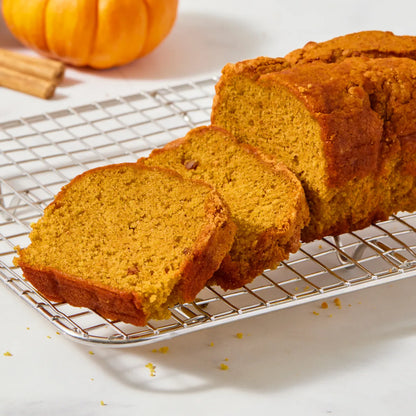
[0,48,65,82]
[0,66,56,99]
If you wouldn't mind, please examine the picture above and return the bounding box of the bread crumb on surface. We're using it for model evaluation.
[145,362,156,377]
[220,363,229,371]
[334,298,342,308]
[3,351,12,357]
[88,351,94,355]
[151,346,169,354]
[312,311,320,316]
[209,342,214,347]
[236,332,243,339]
[321,302,328,309]
[100,400,107,406]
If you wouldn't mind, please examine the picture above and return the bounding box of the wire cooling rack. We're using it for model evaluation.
[1,77,416,347]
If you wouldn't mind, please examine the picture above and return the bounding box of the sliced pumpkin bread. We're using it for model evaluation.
[211,32,416,241]
[14,163,236,326]
[140,126,309,290]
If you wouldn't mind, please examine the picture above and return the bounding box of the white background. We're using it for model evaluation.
[1,1,416,415]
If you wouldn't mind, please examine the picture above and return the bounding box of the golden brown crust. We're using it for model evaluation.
[15,163,236,326]
[285,30,416,65]
[17,262,148,325]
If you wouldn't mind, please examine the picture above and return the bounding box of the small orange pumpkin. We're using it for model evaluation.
[2,0,178,69]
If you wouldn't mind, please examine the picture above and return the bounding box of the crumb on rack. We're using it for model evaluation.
[145,362,156,377]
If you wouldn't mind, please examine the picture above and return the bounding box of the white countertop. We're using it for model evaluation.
[1,1,416,415]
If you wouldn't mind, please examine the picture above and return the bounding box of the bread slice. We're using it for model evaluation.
[14,163,236,326]
[211,32,416,242]
[140,126,309,290]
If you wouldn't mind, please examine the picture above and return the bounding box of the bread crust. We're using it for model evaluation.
[285,30,416,65]
[15,163,236,326]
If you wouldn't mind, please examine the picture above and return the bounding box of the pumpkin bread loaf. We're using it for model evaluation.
[14,163,236,326]
[211,30,416,242]
[140,126,309,290]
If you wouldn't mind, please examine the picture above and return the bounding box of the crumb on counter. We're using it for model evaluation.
[321,301,328,309]
[312,311,320,316]
[145,362,156,377]
[334,298,342,308]
[209,342,214,347]
[3,351,12,357]
[88,351,94,355]
[152,346,169,354]
[236,332,243,339]
[220,363,229,371]
[100,400,107,406]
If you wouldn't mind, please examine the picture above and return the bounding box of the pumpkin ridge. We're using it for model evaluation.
[88,0,100,65]
[41,0,50,54]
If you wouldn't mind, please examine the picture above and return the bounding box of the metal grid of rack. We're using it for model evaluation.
[1,77,416,347]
